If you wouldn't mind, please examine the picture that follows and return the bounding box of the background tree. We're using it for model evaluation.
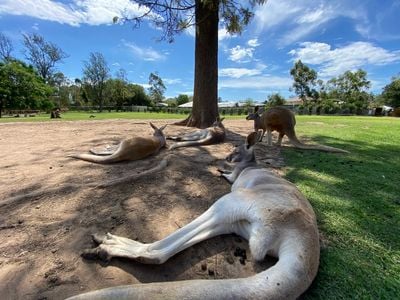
[148,72,166,105]
[0,32,13,62]
[22,33,68,83]
[290,60,318,106]
[327,69,370,113]
[116,0,267,128]
[126,83,151,106]
[82,52,110,112]
[0,59,53,117]
[265,93,285,107]
[176,94,190,106]
[380,76,400,108]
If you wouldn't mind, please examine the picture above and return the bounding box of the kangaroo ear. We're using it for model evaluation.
[219,117,225,122]
[245,132,258,148]
[149,122,157,130]
[159,124,167,131]
[254,106,259,113]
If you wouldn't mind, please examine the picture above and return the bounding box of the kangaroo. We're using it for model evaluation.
[68,123,167,164]
[246,106,349,153]
[168,117,225,150]
[67,132,320,300]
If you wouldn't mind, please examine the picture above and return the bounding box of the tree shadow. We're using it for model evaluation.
[0,120,281,300]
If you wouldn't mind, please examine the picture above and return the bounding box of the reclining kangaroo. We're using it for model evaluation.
[67,132,320,300]
[168,117,225,150]
[246,106,348,153]
[68,123,167,164]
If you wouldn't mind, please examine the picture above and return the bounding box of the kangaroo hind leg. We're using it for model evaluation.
[82,195,237,264]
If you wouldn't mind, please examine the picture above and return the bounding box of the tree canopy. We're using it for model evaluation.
[0,59,53,116]
[381,76,400,108]
[116,0,267,127]
[82,52,110,112]
[22,33,68,83]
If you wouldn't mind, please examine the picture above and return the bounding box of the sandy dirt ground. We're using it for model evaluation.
[0,119,285,300]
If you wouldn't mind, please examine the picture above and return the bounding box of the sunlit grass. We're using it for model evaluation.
[0,111,245,122]
[282,116,400,299]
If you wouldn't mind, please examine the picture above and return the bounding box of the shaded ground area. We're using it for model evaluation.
[0,119,284,300]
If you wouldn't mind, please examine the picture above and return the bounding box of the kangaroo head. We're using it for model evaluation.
[212,116,225,128]
[226,131,260,163]
[246,106,263,120]
[149,122,167,147]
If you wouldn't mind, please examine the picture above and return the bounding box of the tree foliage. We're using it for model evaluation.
[380,76,400,108]
[82,52,110,111]
[0,59,53,117]
[148,72,166,104]
[326,70,371,112]
[290,60,317,105]
[22,33,68,83]
[266,93,286,107]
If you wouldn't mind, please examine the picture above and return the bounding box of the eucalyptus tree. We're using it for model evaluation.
[380,76,400,108]
[0,32,13,62]
[22,33,68,83]
[82,52,110,112]
[117,0,267,127]
[148,72,166,105]
[290,60,318,106]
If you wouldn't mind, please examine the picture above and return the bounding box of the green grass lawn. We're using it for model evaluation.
[282,116,400,299]
[0,111,245,122]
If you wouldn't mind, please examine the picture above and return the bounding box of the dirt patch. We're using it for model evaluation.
[0,119,284,299]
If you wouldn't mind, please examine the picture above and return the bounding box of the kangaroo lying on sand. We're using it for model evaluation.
[246,106,348,153]
[68,123,167,164]
[67,132,320,300]
[168,117,225,150]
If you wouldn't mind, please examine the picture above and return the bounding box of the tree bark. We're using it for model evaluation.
[177,0,219,128]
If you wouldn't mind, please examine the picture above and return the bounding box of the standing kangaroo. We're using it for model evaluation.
[168,117,225,150]
[246,106,349,153]
[68,123,167,164]
[67,132,320,300]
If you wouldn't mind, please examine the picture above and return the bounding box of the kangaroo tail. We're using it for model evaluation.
[66,249,316,300]
[169,137,211,150]
[288,134,349,153]
[68,153,120,164]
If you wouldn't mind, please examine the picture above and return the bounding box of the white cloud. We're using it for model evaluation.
[219,68,262,78]
[289,41,400,77]
[228,45,254,63]
[0,0,151,26]
[32,23,39,31]
[247,38,260,47]
[219,75,292,90]
[163,78,182,85]
[254,0,367,46]
[122,40,166,61]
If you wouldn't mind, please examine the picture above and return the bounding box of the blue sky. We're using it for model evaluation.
[1,0,400,101]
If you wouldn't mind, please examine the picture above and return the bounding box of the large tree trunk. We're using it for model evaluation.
[177,0,219,128]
